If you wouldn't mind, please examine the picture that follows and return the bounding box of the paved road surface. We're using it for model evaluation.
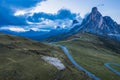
[104,63,120,76]
[60,45,100,80]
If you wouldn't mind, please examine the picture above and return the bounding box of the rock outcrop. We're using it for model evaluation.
[71,7,120,35]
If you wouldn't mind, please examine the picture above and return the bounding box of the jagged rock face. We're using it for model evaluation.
[72,7,120,35]
[102,16,120,34]
[81,7,103,33]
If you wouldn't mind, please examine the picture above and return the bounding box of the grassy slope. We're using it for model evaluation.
[0,33,91,80]
[56,33,120,80]
[110,64,120,72]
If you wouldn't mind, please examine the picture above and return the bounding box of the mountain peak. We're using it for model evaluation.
[90,7,102,20]
[81,7,120,34]
[70,7,120,35]
[92,7,98,14]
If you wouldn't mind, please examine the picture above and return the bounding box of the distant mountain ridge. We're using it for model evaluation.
[44,7,120,42]
[0,7,120,42]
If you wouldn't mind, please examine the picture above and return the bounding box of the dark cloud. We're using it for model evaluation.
[27,13,55,22]
[0,0,77,26]
[57,9,77,19]
[0,0,46,26]
[27,9,77,23]
[1,0,46,8]
[0,7,27,26]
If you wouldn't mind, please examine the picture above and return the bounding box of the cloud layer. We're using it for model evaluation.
[0,0,45,26]
[27,9,77,23]
[0,0,82,32]
[1,0,45,8]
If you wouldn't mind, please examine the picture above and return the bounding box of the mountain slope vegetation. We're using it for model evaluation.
[0,33,91,80]
[56,32,120,80]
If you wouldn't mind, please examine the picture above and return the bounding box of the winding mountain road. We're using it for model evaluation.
[104,63,120,76]
[60,45,100,80]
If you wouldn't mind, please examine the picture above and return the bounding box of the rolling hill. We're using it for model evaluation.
[0,33,91,80]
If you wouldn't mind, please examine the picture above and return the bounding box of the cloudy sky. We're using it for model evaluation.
[0,0,120,32]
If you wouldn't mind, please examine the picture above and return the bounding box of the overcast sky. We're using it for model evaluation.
[38,0,120,23]
[0,0,120,27]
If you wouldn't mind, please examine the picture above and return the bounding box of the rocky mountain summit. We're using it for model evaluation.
[71,7,120,35]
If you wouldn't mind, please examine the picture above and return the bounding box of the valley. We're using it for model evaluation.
[56,33,120,80]
[0,3,120,80]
